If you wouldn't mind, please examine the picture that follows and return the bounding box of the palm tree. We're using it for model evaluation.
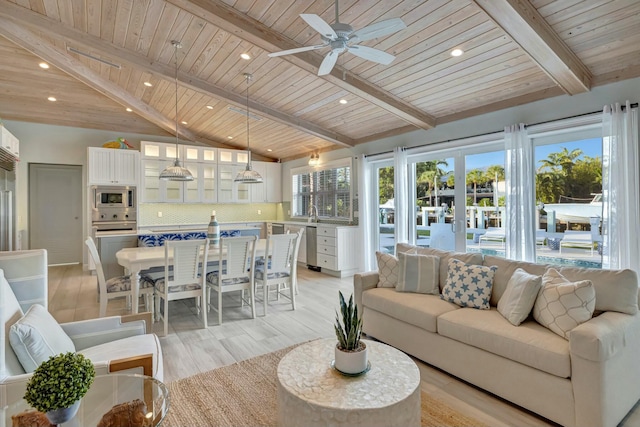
[485,165,504,207]
[537,147,583,198]
[466,169,486,204]
[417,160,448,206]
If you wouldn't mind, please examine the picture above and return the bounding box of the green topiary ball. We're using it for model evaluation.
[24,352,95,413]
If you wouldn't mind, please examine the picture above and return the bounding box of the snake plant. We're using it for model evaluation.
[334,291,364,351]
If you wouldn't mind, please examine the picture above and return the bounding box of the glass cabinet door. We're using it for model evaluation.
[142,160,162,203]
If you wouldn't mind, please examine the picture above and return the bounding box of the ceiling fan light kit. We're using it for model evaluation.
[268,0,406,76]
[160,40,194,182]
[234,73,263,184]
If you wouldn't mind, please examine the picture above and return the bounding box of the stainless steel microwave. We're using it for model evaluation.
[92,185,136,209]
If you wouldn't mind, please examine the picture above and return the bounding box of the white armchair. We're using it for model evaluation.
[0,250,163,406]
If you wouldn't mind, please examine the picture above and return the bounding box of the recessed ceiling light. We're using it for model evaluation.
[206,105,214,109]
[181,121,188,125]
[240,53,251,60]
[39,62,49,69]
[143,81,153,87]
[451,49,464,57]
[47,96,57,102]
[339,99,348,104]
[126,108,132,112]
[267,149,273,152]
[227,136,233,139]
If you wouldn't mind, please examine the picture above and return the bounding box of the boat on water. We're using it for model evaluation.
[542,194,602,224]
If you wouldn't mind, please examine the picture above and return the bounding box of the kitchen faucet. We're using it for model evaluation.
[308,204,319,223]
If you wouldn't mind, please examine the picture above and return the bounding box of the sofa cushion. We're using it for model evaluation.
[9,304,76,373]
[557,266,638,315]
[396,252,439,294]
[78,333,164,380]
[1,269,26,377]
[533,269,596,340]
[438,308,571,378]
[497,268,542,326]
[483,255,548,307]
[376,251,398,288]
[397,243,483,291]
[441,259,496,309]
[362,287,459,333]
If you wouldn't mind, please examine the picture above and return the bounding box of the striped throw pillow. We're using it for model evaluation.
[396,252,440,294]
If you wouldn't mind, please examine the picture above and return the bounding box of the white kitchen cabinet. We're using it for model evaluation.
[141,142,217,203]
[250,161,282,203]
[218,149,248,164]
[317,225,358,277]
[218,164,250,203]
[0,125,19,159]
[285,224,306,264]
[88,147,139,186]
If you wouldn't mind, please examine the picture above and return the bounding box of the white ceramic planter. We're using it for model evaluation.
[45,399,81,425]
[334,342,368,374]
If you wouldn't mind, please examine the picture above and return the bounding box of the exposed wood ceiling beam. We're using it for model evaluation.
[0,0,355,149]
[166,0,436,130]
[0,17,192,141]
[473,0,592,95]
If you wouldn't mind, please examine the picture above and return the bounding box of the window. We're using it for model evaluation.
[292,158,352,220]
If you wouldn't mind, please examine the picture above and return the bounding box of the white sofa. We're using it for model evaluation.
[0,249,163,406]
[354,244,640,427]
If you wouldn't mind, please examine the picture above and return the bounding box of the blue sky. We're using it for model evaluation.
[460,138,602,172]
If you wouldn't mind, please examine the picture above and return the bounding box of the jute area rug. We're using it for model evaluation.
[164,343,486,427]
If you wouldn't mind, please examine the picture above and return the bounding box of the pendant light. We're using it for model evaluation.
[159,40,194,182]
[234,73,263,184]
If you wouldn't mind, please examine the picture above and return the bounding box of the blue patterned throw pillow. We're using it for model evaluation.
[441,259,496,309]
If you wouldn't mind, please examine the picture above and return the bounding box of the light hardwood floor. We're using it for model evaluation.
[48,264,640,427]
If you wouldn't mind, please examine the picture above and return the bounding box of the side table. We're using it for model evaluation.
[277,339,420,427]
[2,374,169,426]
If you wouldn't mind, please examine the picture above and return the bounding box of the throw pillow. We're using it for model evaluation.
[376,251,398,288]
[532,268,595,340]
[396,252,440,294]
[441,259,496,309]
[9,304,76,373]
[497,268,542,326]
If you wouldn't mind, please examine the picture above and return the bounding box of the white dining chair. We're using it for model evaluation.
[85,237,155,317]
[154,239,209,336]
[205,235,258,325]
[276,228,304,298]
[254,233,298,315]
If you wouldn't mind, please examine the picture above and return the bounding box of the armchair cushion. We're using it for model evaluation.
[9,304,75,372]
[78,334,163,380]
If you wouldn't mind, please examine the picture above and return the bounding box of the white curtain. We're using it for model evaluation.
[394,147,409,246]
[601,101,640,271]
[357,155,375,272]
[504,123,536,262]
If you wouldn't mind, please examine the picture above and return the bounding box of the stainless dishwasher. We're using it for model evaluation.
[306,226,319,271]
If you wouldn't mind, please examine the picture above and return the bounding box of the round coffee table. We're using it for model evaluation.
[276,338,420,427]
[3,374,169,426]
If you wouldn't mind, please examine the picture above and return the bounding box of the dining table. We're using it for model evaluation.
[116,239,268,314]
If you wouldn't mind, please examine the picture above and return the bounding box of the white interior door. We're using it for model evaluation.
[29,164,83,265]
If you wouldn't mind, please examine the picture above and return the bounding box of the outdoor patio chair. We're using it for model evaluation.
[478,227,506,247]
[559,231,594,255]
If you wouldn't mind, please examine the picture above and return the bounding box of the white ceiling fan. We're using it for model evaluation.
[268,0,406,76]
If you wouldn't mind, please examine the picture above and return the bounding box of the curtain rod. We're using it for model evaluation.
[363,102,638,159]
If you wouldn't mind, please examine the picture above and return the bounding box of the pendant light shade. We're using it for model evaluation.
[160,40,194,182]
[234,73,263,184]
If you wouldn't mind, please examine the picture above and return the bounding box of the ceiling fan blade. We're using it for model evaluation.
[318,50,339,76]
[348,45,396,65]
[268,44,327,58]
[350,18,406,42]
[300,14,337,40]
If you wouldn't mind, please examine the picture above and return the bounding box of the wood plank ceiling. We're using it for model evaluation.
[0,0,639,162]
